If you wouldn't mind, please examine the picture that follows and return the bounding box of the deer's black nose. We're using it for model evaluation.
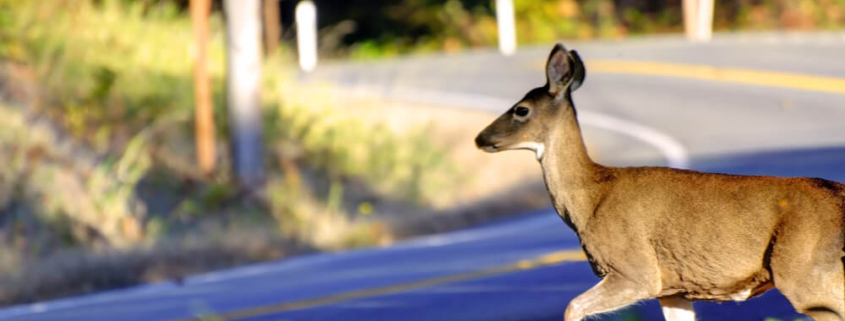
[475,133,493,149]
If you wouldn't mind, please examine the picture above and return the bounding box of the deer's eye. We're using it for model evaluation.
[514,106,530,117]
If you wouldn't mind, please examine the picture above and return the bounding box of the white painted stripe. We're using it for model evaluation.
[0,281,179,319]
[341,86,690,169]
[394,209,560,249]
[578,112,690,169]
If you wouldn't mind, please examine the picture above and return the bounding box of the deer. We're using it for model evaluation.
[475,43,845,321]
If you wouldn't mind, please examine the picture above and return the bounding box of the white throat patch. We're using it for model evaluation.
[509,142,545,161]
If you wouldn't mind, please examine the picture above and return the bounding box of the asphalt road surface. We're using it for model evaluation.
[2,32,845,321]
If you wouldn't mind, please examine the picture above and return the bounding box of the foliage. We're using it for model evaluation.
[1,0,227,150]
[279,0,845,59]
[265,82,454,204]
[0,0,456,261]
[719,0,845,30]
[304,0,669,57]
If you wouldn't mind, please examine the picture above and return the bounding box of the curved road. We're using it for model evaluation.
[2,32,845,321]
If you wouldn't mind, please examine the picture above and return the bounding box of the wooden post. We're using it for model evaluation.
[224,0,266,188]
[263,0,282,55]
[190,0,216,176]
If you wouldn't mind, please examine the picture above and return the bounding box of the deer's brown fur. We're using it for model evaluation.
[475,43,845,321]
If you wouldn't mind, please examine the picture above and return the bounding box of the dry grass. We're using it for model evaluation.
[343,96,554,236]
[283,82,545,209]
[284,83,553,238]
[0,0,556,307]
[0,81,553,307]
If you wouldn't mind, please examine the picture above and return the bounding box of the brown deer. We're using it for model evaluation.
[475,43,845,321]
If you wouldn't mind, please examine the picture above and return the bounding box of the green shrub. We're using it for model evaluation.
[0,0,457,257]
[2,0,226,150]
[337,0,845,59]
[264,85,455,205]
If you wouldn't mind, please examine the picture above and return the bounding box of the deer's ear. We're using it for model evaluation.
[545,44,586,97]
[568,50,586,92]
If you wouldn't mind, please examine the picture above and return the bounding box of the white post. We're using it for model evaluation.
[696,0,714,42]
[682,0,698,40]
[296,0,317,72]
[224,0,265,188]
[495,0,517,56]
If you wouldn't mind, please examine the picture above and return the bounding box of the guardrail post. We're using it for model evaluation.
[682,0,698,40]
[696,0,714,42]
[683,0,714,42]
[296,0,318,71]
[495,0,517,56]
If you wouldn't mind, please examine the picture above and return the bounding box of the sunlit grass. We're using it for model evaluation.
[0,0,456,263]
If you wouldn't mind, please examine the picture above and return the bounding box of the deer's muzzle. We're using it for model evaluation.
[475,133,500,153]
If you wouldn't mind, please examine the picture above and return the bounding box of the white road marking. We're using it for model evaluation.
[343,86,690,169]
[0,282,179,320]
[393,210,559,249]
[578,112,689,169]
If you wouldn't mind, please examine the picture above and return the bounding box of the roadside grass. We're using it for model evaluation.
[0,0,456,250]
[0,0,553,306]
[0,76,549,305]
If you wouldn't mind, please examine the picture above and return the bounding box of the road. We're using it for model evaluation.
[2,32,845,321]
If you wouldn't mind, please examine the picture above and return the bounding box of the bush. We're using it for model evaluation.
[0,0,456,260]
[294,0,845,58]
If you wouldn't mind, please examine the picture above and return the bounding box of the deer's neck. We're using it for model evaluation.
[539,110,605,233]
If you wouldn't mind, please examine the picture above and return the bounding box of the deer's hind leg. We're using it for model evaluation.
[770,226,844,321]
[659,296,696,321]
[564,273,653,321]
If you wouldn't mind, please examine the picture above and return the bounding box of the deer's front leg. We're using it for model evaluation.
[564,274,651,321]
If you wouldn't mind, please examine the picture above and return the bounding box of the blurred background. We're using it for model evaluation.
[0,0,844,320]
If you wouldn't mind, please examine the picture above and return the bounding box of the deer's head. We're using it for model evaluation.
[474,43,585,160]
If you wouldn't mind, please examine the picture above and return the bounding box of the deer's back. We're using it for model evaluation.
[581,166,845,301]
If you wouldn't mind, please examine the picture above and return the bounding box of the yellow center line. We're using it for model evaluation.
[171,249,587,321]
[535,59,845,95]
